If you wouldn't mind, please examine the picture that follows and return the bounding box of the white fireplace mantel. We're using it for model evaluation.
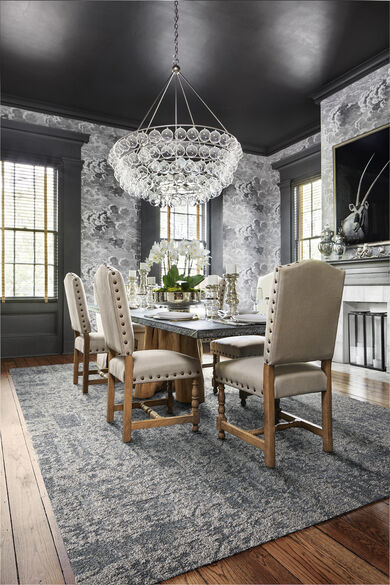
[328,257,390,372]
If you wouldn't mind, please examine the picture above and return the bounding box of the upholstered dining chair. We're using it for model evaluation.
[210,271,273,397]
[94,264,202,443]
[64,273,107,394]
[214,260,345,468]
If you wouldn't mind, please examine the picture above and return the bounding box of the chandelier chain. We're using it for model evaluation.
[173,0,179,67]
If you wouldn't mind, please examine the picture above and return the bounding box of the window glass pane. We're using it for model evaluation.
[1,161,58,299]
[294,177,321,261]
[160,211,167,239]
[302,212,312,239]
[173,213,187,240]
[14,264,34,296]
[15,231,34,264]
[4,264,14,297]
[310,238,321,260]
[312,209,321,237]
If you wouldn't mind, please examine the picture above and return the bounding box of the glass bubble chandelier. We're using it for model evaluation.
[108,1,242,207]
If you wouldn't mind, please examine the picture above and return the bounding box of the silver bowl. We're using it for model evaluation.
[153,290,201,311]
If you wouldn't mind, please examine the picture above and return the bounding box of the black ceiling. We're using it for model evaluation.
[1,1,389,154]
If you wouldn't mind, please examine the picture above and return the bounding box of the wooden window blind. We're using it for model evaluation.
[0,160,58,302]
[292,176,321,261]
[160,204,207,275]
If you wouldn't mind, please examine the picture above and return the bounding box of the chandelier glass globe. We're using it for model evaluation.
[108,2,242,207]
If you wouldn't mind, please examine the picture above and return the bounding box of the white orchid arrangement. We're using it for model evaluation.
[146,239,210,291]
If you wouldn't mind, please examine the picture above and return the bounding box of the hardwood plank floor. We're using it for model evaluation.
[1,355,389,585]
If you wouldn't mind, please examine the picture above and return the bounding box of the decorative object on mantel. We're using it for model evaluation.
[224,265,239,318]
[127,270,139,308]
[146,239,210,309]
[318,224,335,257]
[354,243,374,259]
[334,124,389,245]
[108,1,242,207]
[332,228,346,258]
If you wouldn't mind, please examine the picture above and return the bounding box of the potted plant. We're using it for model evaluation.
[146,239,210,309]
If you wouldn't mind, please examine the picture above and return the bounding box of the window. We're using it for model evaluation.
[292,176,322,261]
[1,161,58,301]
[160,204,207,274]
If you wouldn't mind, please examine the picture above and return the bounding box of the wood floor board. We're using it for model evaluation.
[290,526,388,584]
[1,355,389,585]
[318,514,389,575]
[1,372,65,585]
[162,569,207,584]
[0,438,18,585]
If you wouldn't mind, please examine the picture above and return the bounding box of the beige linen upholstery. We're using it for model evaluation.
[75,332,106,354]
[94,265,135,356]
[64,272,107,394]
[215,356,326,398]
[93,264,202,442]
[109,350,201,384]
[215,260,345,468]
[64,273,91,334]
[210,336,265,359]
[265,260,345,365]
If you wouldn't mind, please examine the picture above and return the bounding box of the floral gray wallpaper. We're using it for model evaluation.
[1,106,141,302]
[223,133,320,310]
[321,64,390,258]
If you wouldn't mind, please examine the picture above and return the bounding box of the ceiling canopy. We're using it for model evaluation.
[1,1,388,154]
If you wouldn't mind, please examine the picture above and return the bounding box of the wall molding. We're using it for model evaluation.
[311,49,389,104]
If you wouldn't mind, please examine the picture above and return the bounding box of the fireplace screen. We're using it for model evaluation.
[348,311,387,371]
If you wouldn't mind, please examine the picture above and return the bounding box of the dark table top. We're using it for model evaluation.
[130,309,266,340]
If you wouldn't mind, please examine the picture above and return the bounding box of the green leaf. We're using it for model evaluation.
[186,274,205,288]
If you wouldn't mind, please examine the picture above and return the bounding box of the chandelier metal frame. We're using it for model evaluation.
[108,1,242,207]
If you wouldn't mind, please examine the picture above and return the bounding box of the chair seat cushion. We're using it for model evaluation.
[215,356,326,398]
[75,332,106,354]
[210,335,265,358]
[109,350,202,383]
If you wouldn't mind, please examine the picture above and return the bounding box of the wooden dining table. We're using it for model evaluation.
[130,309,266,404]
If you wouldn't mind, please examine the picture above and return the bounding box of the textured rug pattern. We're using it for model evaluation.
[11,364,390,585]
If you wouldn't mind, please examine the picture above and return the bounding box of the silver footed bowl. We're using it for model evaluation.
[153,290,201,311]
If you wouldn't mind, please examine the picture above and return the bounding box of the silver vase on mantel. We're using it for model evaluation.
[318,225,334,258]
[333,229,346,258]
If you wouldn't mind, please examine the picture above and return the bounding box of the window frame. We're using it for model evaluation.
[1,158,61,302]
[292,174,322,262]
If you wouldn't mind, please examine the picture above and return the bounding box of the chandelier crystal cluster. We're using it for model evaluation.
[108,1,242,208]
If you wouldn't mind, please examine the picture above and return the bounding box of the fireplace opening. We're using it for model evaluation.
[348,311,387,371]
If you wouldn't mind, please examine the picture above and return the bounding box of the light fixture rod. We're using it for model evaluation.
[137,73,174,131]
[146,73,175,131]
[177,73,196,127]
[180,72,229,133]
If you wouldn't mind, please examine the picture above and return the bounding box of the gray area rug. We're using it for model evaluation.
[11,364,390,585]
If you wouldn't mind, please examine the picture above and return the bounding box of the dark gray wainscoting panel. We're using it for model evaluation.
[1,119,89,357]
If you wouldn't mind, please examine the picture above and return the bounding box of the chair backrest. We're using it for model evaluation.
[264,260,345,366]
[94,265,134,356]
[64,273,91,334]
[256,271,273,314]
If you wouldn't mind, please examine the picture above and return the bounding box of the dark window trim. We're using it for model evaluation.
[272,144,321,264]
[1,118,89,356]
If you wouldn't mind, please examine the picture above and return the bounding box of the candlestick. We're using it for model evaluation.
[147,276,156,285]
[137,267,148,309]
[127,274,139,308]
[225,263,237,274]
[224,272,239,318]
[128,269,137,277]
[139,262,148,271]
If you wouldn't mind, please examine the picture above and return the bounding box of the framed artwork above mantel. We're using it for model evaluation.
[333,124,389,247]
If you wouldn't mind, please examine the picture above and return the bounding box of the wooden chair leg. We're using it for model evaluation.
[191,378,200,432]
[217,383,226,439]
[73,346,80,384]
[212,354,220,394]
[321,359,333,452]
[107,372,115,423]
[239,390,249,407]
[122,356,134,443]
[167,381,174,414]
[263,364,276,468]
[275,398,281,424]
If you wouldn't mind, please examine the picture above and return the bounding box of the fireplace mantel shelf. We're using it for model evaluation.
[327,256,390,286]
